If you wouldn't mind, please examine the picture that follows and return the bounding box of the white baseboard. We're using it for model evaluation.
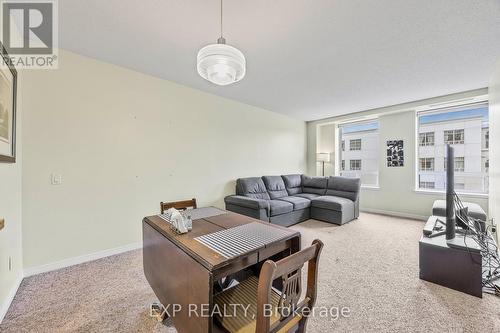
[23,242,142,278]
[0,273,23,324]
[361,208,428,221]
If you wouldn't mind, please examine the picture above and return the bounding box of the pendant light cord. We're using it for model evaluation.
[220,0,223,38]
[217,0,225,44]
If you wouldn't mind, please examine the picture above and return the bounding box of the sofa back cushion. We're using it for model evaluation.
[262,176,288,199]
[282,174,303,195]
[326,176,361,201]
[301,175,327,195]
[236,177,271,200]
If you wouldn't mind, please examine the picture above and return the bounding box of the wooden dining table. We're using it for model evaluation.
[142,207,301,333]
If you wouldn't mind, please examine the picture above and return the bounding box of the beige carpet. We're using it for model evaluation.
[1,213,500,332]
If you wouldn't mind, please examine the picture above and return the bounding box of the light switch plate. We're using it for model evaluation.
[0,218,4,231]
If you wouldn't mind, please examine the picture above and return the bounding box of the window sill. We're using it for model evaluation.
[361,185,380,190]
[414,189,488,199]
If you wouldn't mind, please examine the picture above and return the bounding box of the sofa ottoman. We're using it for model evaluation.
[432,199,487,221]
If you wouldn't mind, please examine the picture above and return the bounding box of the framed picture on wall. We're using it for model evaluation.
[387,140,404,167]
[0,42,17,163]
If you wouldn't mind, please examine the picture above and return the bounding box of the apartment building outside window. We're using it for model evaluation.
[339,120,379,187]
[419,181,435,189]
[444,129,464,144]
[350,159,361,170]
[454,157,464,172]
[419,132,434,146]
[419,158,434,171]
[444,157,465,172]
[417,103,488,194]
[350,139,361,151]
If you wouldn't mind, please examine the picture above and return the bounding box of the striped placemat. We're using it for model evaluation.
[194,222,290,258]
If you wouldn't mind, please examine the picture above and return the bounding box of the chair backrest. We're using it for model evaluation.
[256,239,324,333]
[160,198,197,214]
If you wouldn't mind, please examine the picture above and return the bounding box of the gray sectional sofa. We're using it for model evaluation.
[224,174,361,227]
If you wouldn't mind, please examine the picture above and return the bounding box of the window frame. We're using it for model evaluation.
[419,157,434,171]
[349,139,361,151]
[415,100,489,196]
[419,132,435,146]
[444,129,464,145]
[337,118,380,188]
[454,157,465,172]
[350,159,361,171]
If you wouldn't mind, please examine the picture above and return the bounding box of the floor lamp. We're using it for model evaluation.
[317,153,331,176]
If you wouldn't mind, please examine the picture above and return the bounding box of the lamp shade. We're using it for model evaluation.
[197,43,246,86]
[317,153,331,163]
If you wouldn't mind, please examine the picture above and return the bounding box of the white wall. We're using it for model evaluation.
[307,89,489,220]
[21,50,307,269]
[490,59,500,241]
[0,79,23,322]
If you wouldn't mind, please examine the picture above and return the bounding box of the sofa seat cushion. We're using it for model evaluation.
[312,196,354,212]
[268,200,294,216]
[277,196,311,210]
[432,199,486,221]
[294,193,320,200]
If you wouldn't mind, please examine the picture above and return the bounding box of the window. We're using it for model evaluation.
[444,129,464,144]
[417,103,488,193]
[454,157,464,172]
[339,120,379,186]
[455,183,465,190]
[350,139,361,151]
[444,157,465,172]
[419,181,435,189]
[419,158,434,171]
[419,132,434,146]
[350,159,361,171]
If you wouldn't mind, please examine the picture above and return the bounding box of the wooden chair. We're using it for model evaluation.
[160,198,197,214]
[214,239,324,333]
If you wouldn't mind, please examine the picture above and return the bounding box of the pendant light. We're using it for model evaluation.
[197,0,246,86]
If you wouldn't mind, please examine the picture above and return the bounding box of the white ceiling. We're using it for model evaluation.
[59,0,500,121]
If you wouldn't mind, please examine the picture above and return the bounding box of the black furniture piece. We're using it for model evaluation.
[420,145,500,298]
[419,218,483,298]
[224,174,361,227]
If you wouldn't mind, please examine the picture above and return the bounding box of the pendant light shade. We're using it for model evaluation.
[197,42,246,86]
[196,0,246,86]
